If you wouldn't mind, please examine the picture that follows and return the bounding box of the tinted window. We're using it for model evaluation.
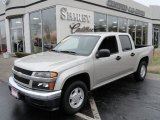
[129,19,136,43]
[136,21,143,45]
[118,17,127,33]
[99,36,118,54]
[119,35,132,51]
[30,7,57,53]
[0,21,7,52]
[108,16,118,32]
[94,13,107,32]
[42,7,57,51]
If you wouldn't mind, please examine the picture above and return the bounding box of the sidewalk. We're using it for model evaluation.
[0,55,17,82]
[146,73,160,81]
[0,55,159,82]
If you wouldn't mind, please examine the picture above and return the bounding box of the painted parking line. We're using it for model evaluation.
[89,96,101,120]
[76,96,101,120]
[76,113,95,120]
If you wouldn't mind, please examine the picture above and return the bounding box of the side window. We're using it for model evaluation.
[119,35,132,51]
[99,36,118,54]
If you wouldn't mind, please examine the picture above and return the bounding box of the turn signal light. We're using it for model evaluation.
[50,72,58,78]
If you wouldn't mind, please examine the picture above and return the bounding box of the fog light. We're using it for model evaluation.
[49,82,55,90]
[32,81,55,91]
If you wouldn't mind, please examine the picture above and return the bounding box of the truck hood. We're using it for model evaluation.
[14,52,87,72]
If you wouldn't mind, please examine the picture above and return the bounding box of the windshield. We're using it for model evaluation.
[53,35,100,56]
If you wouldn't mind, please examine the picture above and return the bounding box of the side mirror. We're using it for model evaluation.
[96,49,110,58]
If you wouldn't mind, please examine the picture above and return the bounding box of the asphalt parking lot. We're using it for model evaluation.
[1,75,160,120]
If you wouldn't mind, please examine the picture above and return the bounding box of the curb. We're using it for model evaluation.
[146,73,160,81]
[0,79,8,83]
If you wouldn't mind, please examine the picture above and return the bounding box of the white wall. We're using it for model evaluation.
[24,13,31,53]
[148,23,153,45]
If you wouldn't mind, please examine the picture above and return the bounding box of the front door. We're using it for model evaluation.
[10,18,24,53]
[94,36,122,86]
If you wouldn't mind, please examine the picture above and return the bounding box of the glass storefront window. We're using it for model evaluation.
[108,15,118,32]
[128,19,136,43]
[10,18,24,53]
[136,21,143,45]
[30,11,42,53]
[42,7,57,51]
[153,27,159,48]
[30,7,56,53]
[0,21,7,52]
[94,13,107,32]
[142,23,148,45]
[118,17,127,33]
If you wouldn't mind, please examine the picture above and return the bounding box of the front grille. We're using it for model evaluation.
[14,66,33,76]
[14,74,30,85]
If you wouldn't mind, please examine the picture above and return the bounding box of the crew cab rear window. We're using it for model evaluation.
[119,35,132,51]
[99,36,118,54]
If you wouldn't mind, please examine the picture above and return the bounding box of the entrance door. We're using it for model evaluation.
[10,18,24,53]
[153,28,159,48]
[11,28,24,52]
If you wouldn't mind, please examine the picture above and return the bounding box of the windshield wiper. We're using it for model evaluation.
[60,50,79,55]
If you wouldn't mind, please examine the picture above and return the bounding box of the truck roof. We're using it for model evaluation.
[74,32,129,37]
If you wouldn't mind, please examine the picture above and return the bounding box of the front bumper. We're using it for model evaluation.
[8,76,62,110]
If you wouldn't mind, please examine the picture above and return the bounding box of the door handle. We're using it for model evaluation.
[131,53,135,57]
[116,56,121,61]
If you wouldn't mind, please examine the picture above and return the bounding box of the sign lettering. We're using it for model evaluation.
[60,7,91,23]
[70,23,93,33]
[107,0,145,17]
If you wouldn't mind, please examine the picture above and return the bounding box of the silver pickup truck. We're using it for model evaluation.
[9,33,154,114]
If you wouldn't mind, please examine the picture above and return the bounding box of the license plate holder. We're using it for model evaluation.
[11,88,19,99]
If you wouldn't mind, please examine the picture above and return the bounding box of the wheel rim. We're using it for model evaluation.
[69,87,84,109]
[140,65,146,78]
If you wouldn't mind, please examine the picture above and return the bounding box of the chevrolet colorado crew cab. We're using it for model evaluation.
[9,33,154,114]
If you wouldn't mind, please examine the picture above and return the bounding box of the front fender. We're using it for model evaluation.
[54,62,94,91]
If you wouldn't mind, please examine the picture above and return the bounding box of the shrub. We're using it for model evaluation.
[15,52,31,58]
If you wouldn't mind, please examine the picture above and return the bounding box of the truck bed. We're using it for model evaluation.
[135,45,152,49]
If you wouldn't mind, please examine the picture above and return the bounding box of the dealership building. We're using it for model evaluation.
[0,0,160,54]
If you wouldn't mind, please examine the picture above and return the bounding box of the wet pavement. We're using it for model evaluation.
[1,75,160,120]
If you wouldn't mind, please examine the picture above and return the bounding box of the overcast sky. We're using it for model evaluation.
[134,0,160,6]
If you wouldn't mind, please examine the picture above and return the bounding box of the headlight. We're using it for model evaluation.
[32,81,55,91]
[34,72,58,78]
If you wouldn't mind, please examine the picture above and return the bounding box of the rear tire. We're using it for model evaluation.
[134,61,147,81]
[61,80,88,115]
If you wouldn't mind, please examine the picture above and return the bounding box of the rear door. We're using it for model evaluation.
[118,35,136,73]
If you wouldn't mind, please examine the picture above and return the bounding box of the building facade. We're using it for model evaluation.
[0,0,160,54]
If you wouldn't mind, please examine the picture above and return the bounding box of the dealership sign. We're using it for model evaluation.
[106,0,145,17]
[57,5,94,42]
[60,7,93,33]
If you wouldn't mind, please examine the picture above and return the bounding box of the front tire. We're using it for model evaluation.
[134,61,147,81]
[61,80,88,115]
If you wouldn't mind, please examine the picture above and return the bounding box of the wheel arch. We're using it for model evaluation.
[139,56,149,65]
[62,73,91,92]
[136,56,149,71]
